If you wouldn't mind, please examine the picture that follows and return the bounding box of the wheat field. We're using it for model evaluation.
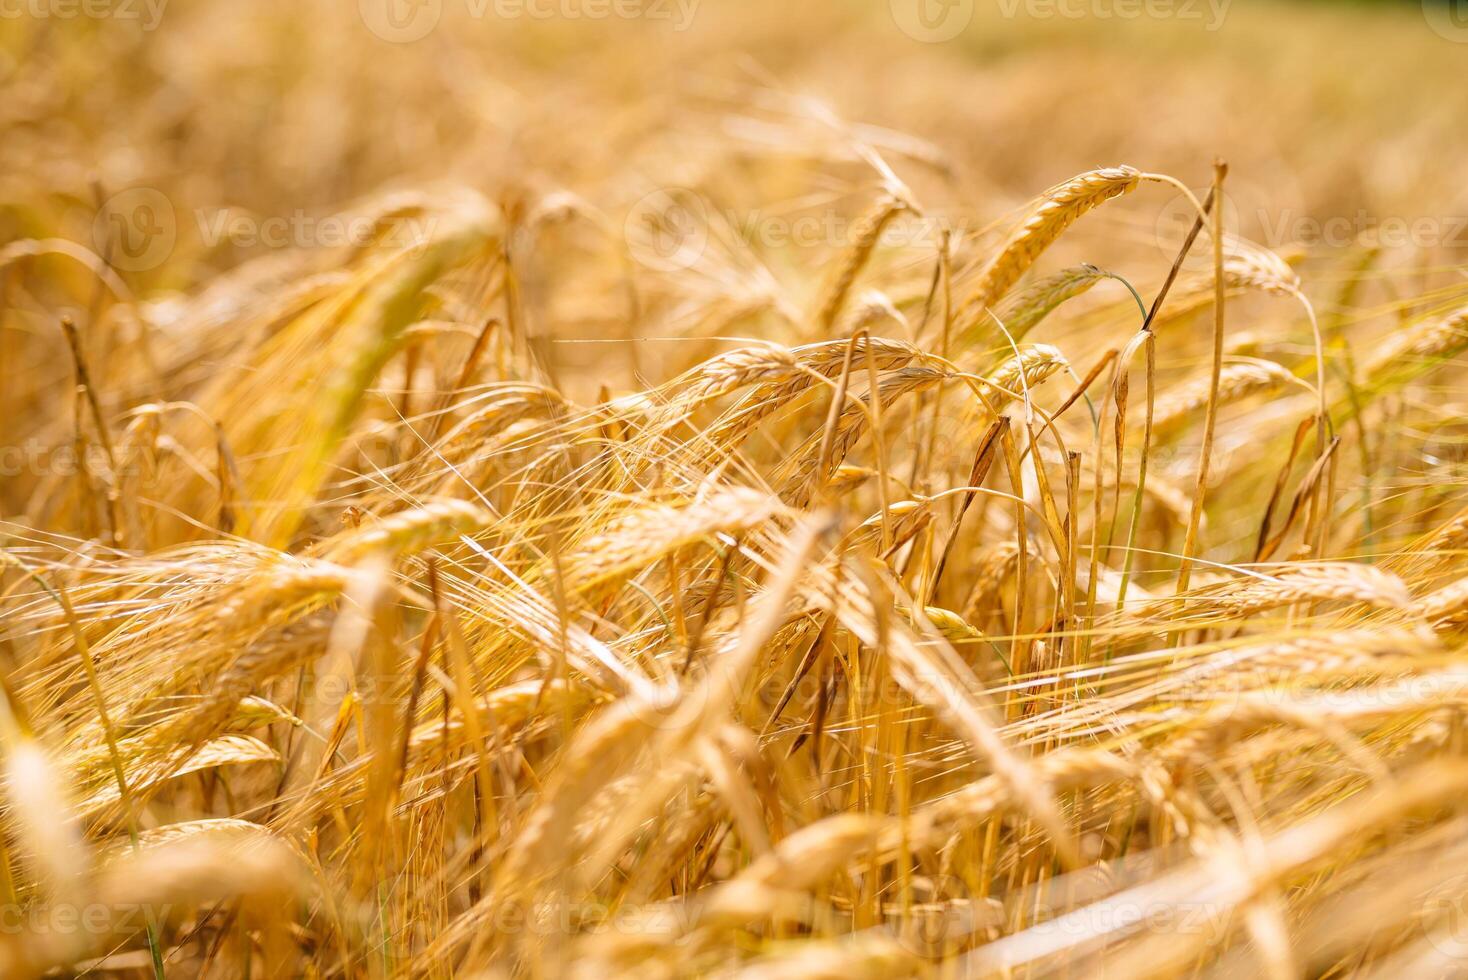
[4,1,1468,976]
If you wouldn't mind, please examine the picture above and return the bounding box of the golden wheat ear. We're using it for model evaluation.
[956,166,1142,331]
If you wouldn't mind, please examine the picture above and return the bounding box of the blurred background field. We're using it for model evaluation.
[4,0,1466,294]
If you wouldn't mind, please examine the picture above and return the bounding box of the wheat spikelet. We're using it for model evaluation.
[563,487,778,589]
[1402,505,1468,574]
[699,813,893,929]
[1222,237,1300,295]
[826,463,875,493]
[841,498,932,554]
[979,342,1069,403]
[1240,627,1432,675]
[1152,359,1295,437]
[1364,306,1468,389]
[777,366,949,504]
[696,336,924,448]
[324,498,496,562]
[492,693,677,906]
[728,933,920,980]
[961,541,1021,621]
[684,343,801,402]
[1417,576,1468,631]
[958,166,1141,324]
[406,678,579,753]
[153,603,337,752]
[1217,562,1412,612]
[95,826,303,910]
[96,818,270,863]
[1147,247,1304,331]
[230,694,304,730]
[2,740,86,901]
[837,289,907,334]
[80,735,280,815]
[236,563,356,618]
[1141,563,1413,624]
[813,193,911,331]
[919,605,986,644]
[990,262,1108,340]
[907,748,1135,853]
[413,384,566,471]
